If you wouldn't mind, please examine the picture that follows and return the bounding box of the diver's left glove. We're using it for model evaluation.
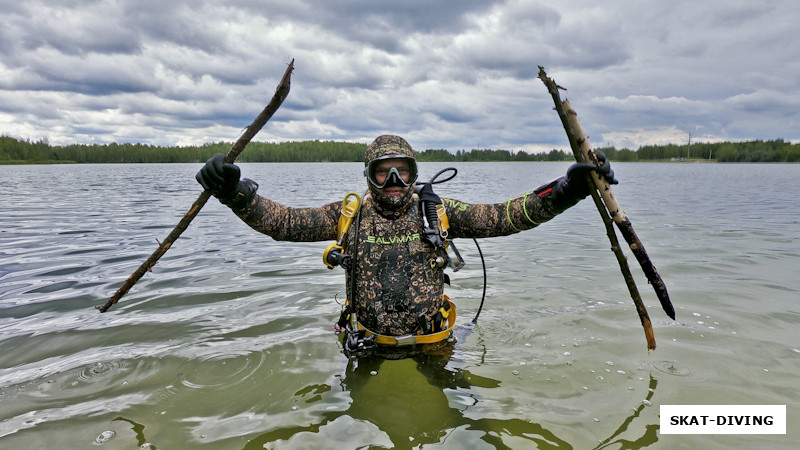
[538,150,618,208]
[196,153,258,209]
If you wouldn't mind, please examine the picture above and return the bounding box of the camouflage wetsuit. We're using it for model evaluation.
[226,136,578,337]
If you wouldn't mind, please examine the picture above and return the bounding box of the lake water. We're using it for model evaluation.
[1,162,798,449]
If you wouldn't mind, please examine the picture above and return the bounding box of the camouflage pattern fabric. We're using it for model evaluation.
[364,134,415,161]
[229,185,571,336]
[364,135,416,218]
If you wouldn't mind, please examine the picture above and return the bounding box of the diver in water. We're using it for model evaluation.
[196,135,616,358]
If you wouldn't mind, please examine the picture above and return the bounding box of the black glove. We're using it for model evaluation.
[546,151,618,207]
[196,153,257,207]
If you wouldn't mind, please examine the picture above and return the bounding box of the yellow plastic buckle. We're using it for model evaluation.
[395,335,417,346]
[436,204,450,237]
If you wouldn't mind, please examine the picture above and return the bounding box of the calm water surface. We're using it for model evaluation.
[1,162,798,448]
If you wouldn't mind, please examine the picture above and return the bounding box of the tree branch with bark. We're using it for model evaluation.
[97,60,294,313]
[538,66,675,350]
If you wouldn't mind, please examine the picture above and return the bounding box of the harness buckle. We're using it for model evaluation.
[344,329,377,354]
[395,334,417,346]
[446,240,465,272]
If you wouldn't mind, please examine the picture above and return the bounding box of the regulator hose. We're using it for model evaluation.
[419,167,488,324]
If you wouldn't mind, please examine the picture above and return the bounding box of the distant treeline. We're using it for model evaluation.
[1,135,798,164]
[616,139,800,162]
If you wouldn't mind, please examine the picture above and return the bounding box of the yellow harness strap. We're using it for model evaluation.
[357,298,456,347]
[337,195,361,239]
[323,192,362,269]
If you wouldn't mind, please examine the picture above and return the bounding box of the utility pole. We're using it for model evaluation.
[687,132,691,160]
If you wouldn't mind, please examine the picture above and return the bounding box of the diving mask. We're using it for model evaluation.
[364,155,418,189]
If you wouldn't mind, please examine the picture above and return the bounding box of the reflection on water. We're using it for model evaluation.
[247,352,574,450]
[593,376,659,450]
[1,162,799,448]
[100,351,662,449]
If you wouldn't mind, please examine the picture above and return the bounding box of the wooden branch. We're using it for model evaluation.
[588,186,657,350]
[563,99,675,320]
[96,59,295,313]
[538,66,673,350]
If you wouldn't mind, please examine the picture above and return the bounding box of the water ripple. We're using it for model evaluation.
[179,350,267,389]
[652,360,693,377]
[78,360,125,383]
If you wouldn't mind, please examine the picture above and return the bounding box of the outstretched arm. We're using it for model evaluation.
[233,195,340,242]
[196,153,339,242]
[446,155,616,239]
[443,190,560,239]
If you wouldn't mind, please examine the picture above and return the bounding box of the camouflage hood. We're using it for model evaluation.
[364,135,418,219]
[364,135,416,164]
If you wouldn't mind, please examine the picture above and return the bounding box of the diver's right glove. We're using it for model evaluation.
[196,153,258,208]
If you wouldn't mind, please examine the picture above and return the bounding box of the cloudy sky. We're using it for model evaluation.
[1,0,798,153]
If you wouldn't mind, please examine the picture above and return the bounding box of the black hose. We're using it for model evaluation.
[471,238,487,324]
[419,167,458,186]
[421,167,488,324]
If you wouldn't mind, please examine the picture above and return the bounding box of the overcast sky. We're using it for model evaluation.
[1,0,798,153]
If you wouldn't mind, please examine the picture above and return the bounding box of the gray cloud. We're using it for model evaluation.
[1,0,798,151]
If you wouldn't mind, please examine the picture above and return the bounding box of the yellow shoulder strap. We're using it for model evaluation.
[324,192,362,269]
[337,197,361,241]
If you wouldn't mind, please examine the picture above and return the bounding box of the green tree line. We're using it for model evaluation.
[1,135,798,164]
[416,148,573,162]
[632,139,800,162]
[0,137,367,164]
